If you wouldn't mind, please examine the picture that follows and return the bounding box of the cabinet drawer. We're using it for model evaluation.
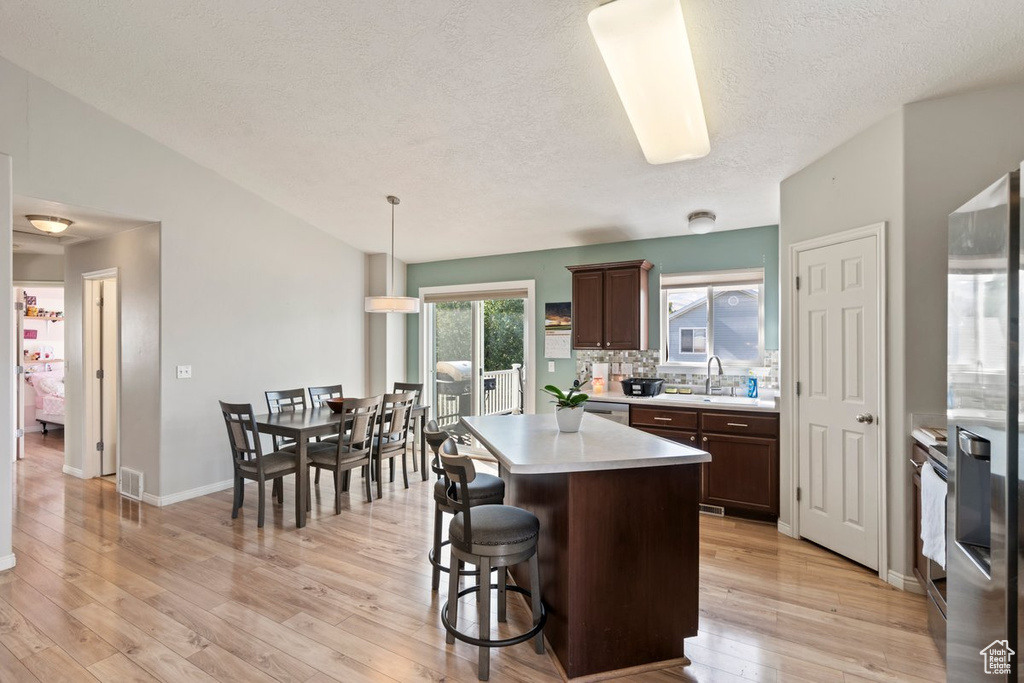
[631,406,698,431]
[700,411,778,437]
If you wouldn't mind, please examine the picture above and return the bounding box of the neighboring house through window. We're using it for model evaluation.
[662,269,764,365]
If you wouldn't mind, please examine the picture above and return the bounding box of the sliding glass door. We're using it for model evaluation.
[421,282,535,444]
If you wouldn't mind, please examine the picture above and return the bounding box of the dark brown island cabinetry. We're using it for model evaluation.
[630,404,780,519]
[566,259,653,350]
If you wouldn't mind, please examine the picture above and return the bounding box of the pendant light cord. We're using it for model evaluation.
[390,199,395,297]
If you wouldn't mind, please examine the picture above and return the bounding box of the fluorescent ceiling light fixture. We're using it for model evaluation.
[588,0,710,164]
[26,215,73,234]
[365,196,420,314]
[688,210,715,234]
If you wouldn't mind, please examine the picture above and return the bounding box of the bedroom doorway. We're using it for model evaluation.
[15,284,66,461]
[83,271,119,478]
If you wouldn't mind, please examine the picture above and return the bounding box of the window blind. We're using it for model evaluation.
[423,287,529,304]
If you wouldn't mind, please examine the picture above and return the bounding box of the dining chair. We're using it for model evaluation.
[308,384,343,408]
[265,387,333,488]
[219,401,302,528]
[307,384,344,484]
[307,395,381,510]
[393,382,424,474]
[375,391,417,496]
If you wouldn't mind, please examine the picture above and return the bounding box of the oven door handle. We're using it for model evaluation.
[958,429,990,461]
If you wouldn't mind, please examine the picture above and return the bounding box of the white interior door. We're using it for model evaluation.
[796,232,882,570]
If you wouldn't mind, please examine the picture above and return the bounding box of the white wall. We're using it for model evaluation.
[0,154,14,569]
[780,111,906,574]
[0,56,368,505]
[64,226,160,481]
[13,253,63,282]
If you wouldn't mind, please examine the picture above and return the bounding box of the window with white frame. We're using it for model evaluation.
[662,269,764,365]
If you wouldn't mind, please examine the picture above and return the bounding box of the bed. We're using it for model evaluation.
[25,370,65,434]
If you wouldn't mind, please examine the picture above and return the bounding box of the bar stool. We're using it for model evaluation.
[424,421,505,591]
[438,438,545,681]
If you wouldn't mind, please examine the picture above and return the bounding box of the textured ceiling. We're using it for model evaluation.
[1,1,1023,263]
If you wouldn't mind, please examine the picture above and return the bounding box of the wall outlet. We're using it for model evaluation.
[622,363,632,376]
[176,365,192,379]
[548,361,555,373]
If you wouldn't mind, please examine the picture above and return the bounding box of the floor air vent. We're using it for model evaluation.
[699,503,725,516]
[119,467,144,501]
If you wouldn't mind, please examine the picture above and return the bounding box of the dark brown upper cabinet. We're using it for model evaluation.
[566,260,653,350]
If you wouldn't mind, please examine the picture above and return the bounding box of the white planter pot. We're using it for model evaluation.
[555,406,585,433]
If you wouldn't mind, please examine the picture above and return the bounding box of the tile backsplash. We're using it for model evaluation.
[576,349,780,392]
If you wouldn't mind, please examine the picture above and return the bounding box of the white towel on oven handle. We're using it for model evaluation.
[920,461,947,570]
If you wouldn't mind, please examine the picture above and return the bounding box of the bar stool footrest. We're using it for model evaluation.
[441,584,546,648]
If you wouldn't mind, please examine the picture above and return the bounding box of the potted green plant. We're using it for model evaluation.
[543,381,589,433]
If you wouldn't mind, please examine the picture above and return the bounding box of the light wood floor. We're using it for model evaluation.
[0,432,944,682]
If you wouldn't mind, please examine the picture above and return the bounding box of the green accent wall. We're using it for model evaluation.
[406,225,779,408]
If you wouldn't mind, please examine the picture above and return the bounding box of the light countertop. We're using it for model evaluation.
[585,388,781,413]
[460,413,711,475]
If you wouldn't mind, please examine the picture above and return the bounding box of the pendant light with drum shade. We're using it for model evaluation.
[364,196,420,314]
[26,215,72,234]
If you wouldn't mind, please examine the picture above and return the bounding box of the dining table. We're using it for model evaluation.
[251,403,430,528]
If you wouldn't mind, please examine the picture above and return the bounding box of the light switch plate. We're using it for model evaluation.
[176,365,192,379]
[548,361,555,372]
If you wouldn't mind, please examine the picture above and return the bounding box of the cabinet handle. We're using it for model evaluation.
[909,458,923,471]
[653,417,672,422]
[702,436,708,443]
[726,422,748,428]
[605,342,611,347]
[689,436,696,442]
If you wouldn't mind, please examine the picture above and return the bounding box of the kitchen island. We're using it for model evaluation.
[460,413,711,679]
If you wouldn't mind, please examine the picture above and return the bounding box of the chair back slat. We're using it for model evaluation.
[265,388,306,413]
[308,384,344,408]
[392,382,423,404]
[341,396,382,457]
[378,391,416,455]
[219,401,265,470]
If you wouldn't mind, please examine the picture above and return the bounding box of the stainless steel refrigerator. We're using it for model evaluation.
[947,165,1020,681]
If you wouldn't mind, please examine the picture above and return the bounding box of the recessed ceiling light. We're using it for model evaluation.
[588,0,710,164]
[25,215,73,234]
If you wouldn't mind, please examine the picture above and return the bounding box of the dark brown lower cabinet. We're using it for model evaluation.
[629,405,780,520]
[700,433,778,517]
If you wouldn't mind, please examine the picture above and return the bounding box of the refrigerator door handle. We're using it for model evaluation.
[957,429,991,461]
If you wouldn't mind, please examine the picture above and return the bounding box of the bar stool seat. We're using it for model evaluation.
[432,474,504,506]
[450,505,538,547]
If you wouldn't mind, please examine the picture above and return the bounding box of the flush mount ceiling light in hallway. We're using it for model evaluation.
[688,210,715,234]
[25,215,72,234]
[588,0,710,164]
[364,195,420,314]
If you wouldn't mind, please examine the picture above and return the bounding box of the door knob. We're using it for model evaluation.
[855,413,874,424]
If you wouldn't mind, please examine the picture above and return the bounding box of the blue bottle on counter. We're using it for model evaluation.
[747,376,758,399]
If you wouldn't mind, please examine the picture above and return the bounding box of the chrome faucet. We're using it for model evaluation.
[705,355,723,395]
